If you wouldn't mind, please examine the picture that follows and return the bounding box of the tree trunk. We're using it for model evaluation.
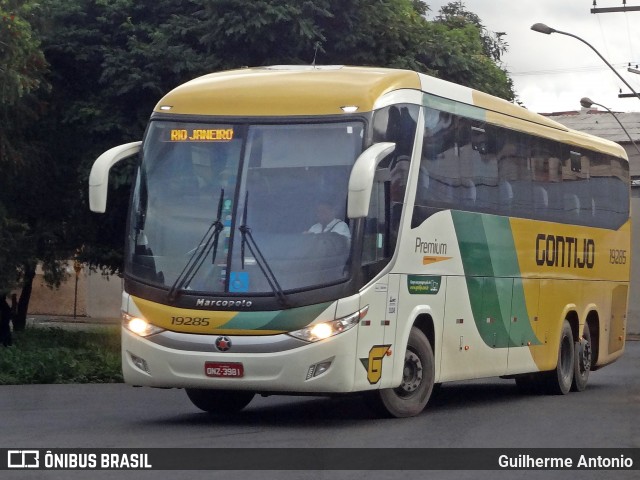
[12,265,35,332]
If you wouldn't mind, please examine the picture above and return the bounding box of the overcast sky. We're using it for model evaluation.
[425,0,640,113]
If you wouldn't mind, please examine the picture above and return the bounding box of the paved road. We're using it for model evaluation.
[1,341,639,480]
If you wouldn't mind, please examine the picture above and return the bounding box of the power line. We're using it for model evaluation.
[624,9,636,62]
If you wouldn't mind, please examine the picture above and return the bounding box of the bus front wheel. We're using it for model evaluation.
[368,327,435,418]
[186,389,254,414]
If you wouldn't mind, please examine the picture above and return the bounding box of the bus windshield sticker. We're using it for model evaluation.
[407,275,441,295]
[229,271,249,293]
[167,128,234,142]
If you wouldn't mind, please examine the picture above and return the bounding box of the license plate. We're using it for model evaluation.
[204,362,244,378]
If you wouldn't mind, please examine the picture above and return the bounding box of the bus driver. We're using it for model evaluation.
[305,200,351,245]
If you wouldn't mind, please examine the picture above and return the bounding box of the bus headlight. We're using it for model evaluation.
[288,305,369,343]
[123,312,165,337]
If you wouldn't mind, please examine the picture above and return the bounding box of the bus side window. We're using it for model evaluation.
[372,103,418,242]
[411,107,456,227]
[361,150,410,273]
[362,175,388,265]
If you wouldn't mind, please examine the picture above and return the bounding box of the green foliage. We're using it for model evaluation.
[0,0,49,166]
[0,0,47,105]
[193,1,514,99]
[0,0,57,299]
[197,0,332,67]
[0,327,122,384]
[431,1,514,99]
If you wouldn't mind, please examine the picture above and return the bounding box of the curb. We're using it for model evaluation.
[26,316,120,329]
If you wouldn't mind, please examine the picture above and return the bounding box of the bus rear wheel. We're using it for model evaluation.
[543,319,575,395]
[572,323,592,392]
[186,389,254,414]
[368,327,434,418]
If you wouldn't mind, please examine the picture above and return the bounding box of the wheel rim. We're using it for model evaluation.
[396,349,423,398]
[579,339,592,373]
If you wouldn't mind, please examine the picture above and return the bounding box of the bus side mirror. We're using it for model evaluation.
[89,141,142,213]
[347,142,396,218]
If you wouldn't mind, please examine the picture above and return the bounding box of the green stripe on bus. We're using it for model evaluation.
[224,302,333,332]
[452,211,540,348]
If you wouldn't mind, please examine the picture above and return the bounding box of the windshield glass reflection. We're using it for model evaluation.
[127,120,364,296]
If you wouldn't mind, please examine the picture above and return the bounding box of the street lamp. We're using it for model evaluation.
[531,23,640,101]
[580,97,640,157]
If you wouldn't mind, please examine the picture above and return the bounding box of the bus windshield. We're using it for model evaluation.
[126,120,365,296]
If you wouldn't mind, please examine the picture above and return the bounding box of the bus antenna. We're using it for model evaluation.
[312,42,320,68]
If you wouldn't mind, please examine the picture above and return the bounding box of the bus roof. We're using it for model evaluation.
[155,65,421,117]
[154,65,627,160]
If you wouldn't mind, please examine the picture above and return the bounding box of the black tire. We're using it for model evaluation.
[185,389,254,414]
[368,327,435,418]
[571,323,592,392]
[542,319,574,395]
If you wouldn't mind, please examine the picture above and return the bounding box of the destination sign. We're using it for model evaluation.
[168,128,234,142]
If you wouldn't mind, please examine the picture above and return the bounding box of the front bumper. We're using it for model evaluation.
[121,326,360,393]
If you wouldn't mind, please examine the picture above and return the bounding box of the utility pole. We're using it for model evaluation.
[591,1,640,14]
[591,2,640,97]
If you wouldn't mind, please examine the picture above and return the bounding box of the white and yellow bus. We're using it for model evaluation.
[89,66,630,417]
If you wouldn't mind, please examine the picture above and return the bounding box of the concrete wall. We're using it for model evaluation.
[25,262,121,320]
[26,262,88,317]
[85,271,123,319]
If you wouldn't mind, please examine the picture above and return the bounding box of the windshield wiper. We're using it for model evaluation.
[239,191,288,307]
[167,189,225,303]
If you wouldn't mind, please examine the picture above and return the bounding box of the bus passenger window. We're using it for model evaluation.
[362,180,387,265]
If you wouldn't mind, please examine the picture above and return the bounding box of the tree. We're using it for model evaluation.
[430,1,514,100]
[0,0,48,165]
[0,0,58,331]
[0,204,27,293]
[194,1,515,99]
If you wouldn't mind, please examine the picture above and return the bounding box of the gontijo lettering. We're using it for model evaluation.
[535,233,595,269]
[169,128,234,142]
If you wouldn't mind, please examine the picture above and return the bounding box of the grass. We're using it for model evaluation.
[0,326,123,384]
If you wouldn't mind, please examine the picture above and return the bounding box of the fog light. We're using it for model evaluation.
[129,353,150,373]
[306,358,334,380]
[314,360,332,376]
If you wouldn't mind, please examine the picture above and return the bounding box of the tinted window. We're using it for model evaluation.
[413,106,629,229]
